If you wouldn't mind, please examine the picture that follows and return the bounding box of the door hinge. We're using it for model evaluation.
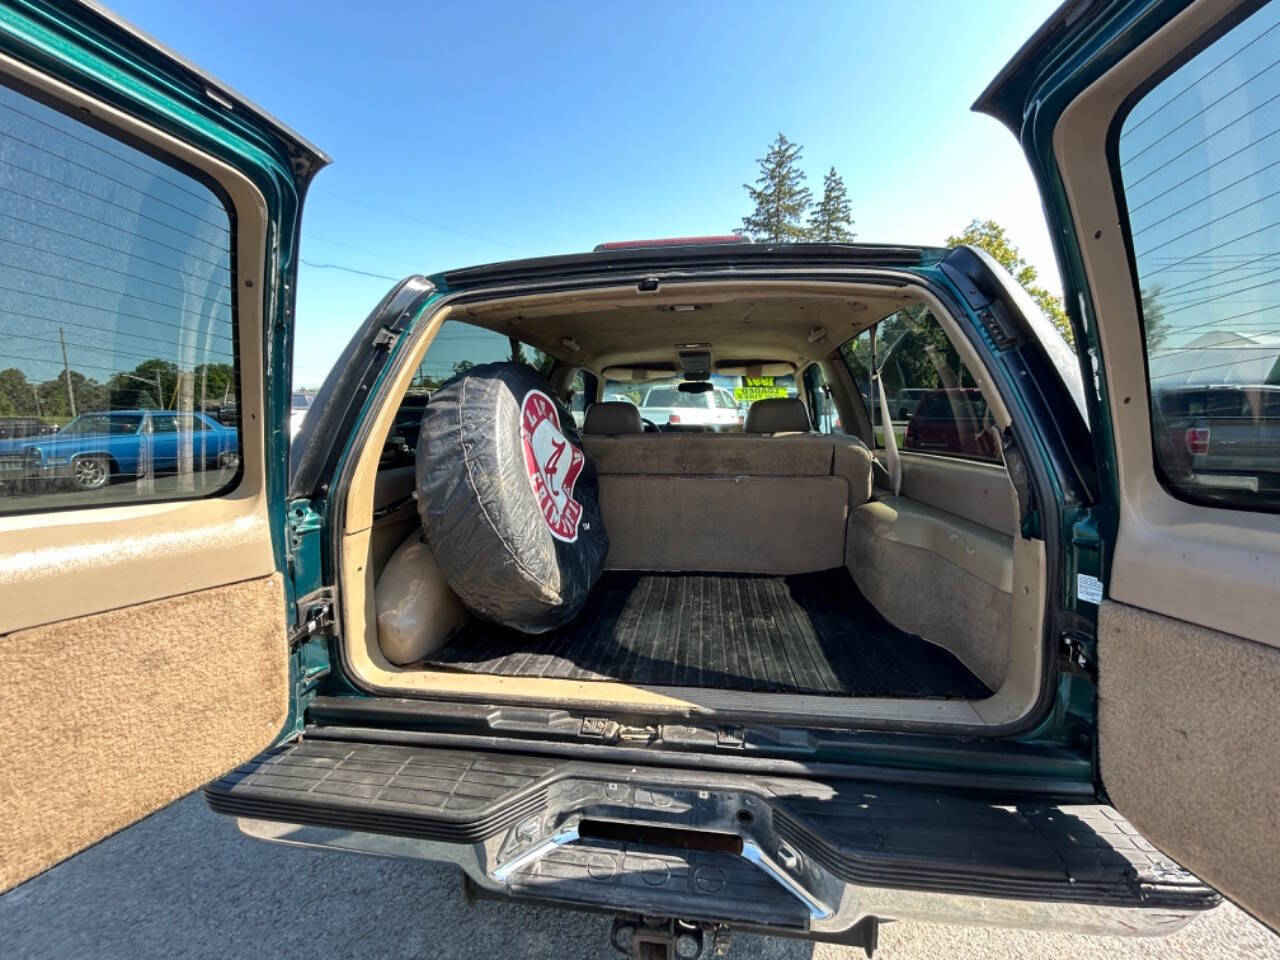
[291,587,336,648]
[1060,631,1094,675]
[372,325,400,349]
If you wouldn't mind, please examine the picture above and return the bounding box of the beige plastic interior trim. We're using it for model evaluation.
[898,452,1017,538]
[338,280,1041,728]
[1054,0,1280,648]
[0,52,276,635]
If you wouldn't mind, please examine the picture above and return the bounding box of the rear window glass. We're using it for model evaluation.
[1118,2,1280,509]
[643,388,706,408]
[0,82,240,513]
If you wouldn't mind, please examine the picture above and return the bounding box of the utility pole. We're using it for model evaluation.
[58,327,76,417]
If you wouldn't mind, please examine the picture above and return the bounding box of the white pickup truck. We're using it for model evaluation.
[638,383,743,430]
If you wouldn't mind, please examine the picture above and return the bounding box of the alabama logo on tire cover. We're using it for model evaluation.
[520,389,585,542]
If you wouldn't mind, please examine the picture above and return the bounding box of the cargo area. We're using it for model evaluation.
[334,282,1047,728]
[425,568,991,698]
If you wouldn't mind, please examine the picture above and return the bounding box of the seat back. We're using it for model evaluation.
[743,397,812,434]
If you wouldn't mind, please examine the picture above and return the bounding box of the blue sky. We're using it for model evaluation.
[106,0,1065,387]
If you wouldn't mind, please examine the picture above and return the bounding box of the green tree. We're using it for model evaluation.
[194,362,236,407]
[37,370,108,422]
[0,367,36,417]
[1141,285,1170,351]
[108,358,179,409]
[740,133,813,242]
[808,167,855,242]
[451,359,475,377]
[946,219,1073,344]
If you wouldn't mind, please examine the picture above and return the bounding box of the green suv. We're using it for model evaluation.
[3,0,1277,955]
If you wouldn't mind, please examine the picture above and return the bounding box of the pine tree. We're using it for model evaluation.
[740,133,813,242]
[808,167,855,242]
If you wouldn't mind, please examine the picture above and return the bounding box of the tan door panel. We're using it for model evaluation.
[1,575,288,891]
[0,54,292,891]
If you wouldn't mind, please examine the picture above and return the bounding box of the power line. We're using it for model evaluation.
[1141,217,1280,280]
[0,157,228,254]
[1122,16,1280,141]
[0,209,231,285]
[0,184,230,271]
[1122,56,1280,170]
[0,281,234,343]
[0,96,223,209]
[313,187,535,253]
[0,236,232,309]
[1130,154,1280,240]
[0,252,232,326]
[1129,127,1280,216]
[0,305,232,354]
[1123,87,1280,193]
[0,127,229,232]
[299,259,400,282]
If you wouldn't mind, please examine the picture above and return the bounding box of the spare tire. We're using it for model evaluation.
[415,361,608,633]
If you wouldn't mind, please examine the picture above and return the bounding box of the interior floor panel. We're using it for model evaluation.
[423,568,991,698]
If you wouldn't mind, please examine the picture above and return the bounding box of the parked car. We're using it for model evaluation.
[0,416,57,441]
[8,410,238,490]
[639,383,743,430]
[1152,384,1280,496]
[903,388,999,459]
[890,387,932,421]
[290,390,314,437]
[7,1,1280,954]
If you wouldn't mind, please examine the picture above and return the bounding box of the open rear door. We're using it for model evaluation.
[0,1,326,890]
[978,0,1280,929]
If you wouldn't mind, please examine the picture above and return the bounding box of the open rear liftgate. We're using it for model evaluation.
[206,731,1216,958]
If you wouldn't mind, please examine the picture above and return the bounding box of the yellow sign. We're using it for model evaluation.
[733,376,788,403]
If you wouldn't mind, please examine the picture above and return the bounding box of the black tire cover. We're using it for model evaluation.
[415,361,608,633]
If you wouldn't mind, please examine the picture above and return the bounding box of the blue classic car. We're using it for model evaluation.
[0,410,239,491]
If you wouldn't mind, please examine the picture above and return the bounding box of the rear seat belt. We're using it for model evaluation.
[874,370,902,496]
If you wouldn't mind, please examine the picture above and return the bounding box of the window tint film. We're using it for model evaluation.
[840,308,999,461]
[0,83,239,513]
[1119,2,1280,509]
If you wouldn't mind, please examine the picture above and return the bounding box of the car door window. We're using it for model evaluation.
[840,308,1000,462]
[802,363,844,434]
[568,369,598,427]
[0,82,239,510]
[1118,1,1280,509]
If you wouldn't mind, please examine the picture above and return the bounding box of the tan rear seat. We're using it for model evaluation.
[582,433,873,574]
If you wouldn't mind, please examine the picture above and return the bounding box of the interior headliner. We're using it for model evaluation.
[453,282,923,372]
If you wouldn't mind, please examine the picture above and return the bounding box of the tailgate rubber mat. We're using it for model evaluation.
[206,738,1218,912]
[423,568,991,698]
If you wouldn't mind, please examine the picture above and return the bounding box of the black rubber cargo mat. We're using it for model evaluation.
[424,568,991,697]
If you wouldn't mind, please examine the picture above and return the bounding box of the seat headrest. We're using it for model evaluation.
[744,397,812,434]
[583,401,643,435]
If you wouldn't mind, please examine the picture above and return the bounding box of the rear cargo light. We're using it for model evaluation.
[1185,426,1211,455]
[593,235,748,252]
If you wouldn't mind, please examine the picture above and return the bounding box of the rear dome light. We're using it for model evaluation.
[1185,426,1211,455]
